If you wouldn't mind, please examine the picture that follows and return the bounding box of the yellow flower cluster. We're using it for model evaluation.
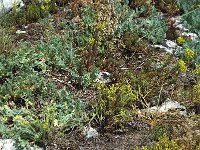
[41,4,49,11]
[184,48,195,60]
[97,82,136,101]
[177,36,185,45]
[41,0,50,11]
[177,59,187,72]
[14,115,23,121]
[97,23,104,30]
[88,37,95,45]
[42,121,48,130]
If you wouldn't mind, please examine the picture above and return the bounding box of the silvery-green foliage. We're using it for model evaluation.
[113,0,145,35]
[176,0,200,35]
[112,2,167,44]
[136,7,168,44]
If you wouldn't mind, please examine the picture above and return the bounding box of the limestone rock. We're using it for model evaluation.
[0,0,24,16]
[84,126,99,139]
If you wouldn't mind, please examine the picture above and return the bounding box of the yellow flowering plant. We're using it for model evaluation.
[177,59,187,72]
[193,64,200,76]
[184,48,195,60]
[41,4,49,11]
[88,37,95,45]
[177,36,185,45]
[92,82,137,130]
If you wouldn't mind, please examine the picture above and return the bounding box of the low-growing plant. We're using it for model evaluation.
[90,82,137,131]
[177,39,200,65]
[0,0,55,27]
[136,6,168,44]
[0,87,86,149]
[176,0,200,35]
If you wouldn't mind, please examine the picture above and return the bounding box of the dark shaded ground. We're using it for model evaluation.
[46,126,151,150]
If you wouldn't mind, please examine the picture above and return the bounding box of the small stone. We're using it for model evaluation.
[96,71,111,84]
[84,126,98,139]
[164,40,177,49]
[181,32,198,40]
[176,24,189,32]
[16,30,27,34]
[0,139,16,150]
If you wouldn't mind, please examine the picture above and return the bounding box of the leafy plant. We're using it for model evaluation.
[0,87,86,149]
[91,82,137,131]
[0,0,55,27]
[177,39,200,65]
[176,0,200,35]
[136,7,168,44]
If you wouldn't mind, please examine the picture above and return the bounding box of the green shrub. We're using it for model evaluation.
[91,82,137,131]
[0,0,55,27]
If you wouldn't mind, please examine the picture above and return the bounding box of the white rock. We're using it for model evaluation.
[149,99,187,115]
[181,32,198,40]
[0,139,16,150]
[165,40,178,49]
[152,44,174,53]
[176,24,189,32]
[153,40,183,53]
[16,30,26,34]
[158,99,186,113]
[84,126,98,139]
[0,0,24,16]
[139,99,187,116]
[96,71,111,84]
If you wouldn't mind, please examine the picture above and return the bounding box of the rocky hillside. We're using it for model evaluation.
[0,0,200,149]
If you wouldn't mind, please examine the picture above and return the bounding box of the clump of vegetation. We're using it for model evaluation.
[154,0,180,16]
[128,0,152,17]
[0,85,86,148]
[91,82,137,131]
[176,0,200,34]
[0,0,56,27]
[122,32,149,53]
[136,7,168,44]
